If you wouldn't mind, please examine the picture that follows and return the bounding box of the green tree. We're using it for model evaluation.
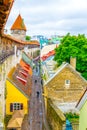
[54,33,87,79]
[26,35,31,41]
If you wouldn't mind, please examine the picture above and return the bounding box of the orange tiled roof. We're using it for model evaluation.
[8,67,16,79]
[3,34,40,46]
[7,110,24,128]
[7,64,32,97]
[20,59,32,76]
[11,14,27,31]
[41,50,55,61]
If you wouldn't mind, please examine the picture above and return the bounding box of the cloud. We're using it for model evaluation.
[5,0,87,36]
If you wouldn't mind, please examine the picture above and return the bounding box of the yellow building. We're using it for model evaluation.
[6,79,29,115]
[6,65,30,115]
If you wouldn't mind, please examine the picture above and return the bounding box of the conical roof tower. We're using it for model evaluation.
[10,14,27,40]
[11,14,27,31]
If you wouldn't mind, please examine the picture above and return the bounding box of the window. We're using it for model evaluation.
[65,80,70,85]
[17,31,21,34]
[10,103,23,112]
[11,30,14,34]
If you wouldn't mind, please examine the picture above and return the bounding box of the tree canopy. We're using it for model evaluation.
[25,35,31,41]
[54,33,87,80]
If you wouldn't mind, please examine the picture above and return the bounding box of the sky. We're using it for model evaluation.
[5,0,87,37]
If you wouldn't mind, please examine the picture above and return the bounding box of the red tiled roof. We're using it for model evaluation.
[12,64,32,97]
[16,76,27,85]
[20,59,32,76]
[19,71,28,78]
[41,50,55,61]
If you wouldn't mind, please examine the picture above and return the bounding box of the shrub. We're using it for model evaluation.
[65,112,79,122]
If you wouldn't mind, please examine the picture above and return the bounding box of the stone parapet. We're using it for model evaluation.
[47,99,66,130]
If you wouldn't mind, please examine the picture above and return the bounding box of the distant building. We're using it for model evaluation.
[41,44,58,57]
[31,35,48,48]
[48,35,63,44]
[6,52,32,115]
[41,50,56,78]
[10,14,27,40]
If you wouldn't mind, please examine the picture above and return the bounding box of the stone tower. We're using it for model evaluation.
[10,14,27,40]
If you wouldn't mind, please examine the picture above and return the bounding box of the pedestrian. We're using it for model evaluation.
[41,79,43,85]
[35,79,37,83]
[37,91,39,98]
[36,67,38,72]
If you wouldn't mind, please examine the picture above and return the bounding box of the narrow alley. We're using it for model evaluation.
[29,72,43,130]
[16,59,50,130]
[28,63,44,130]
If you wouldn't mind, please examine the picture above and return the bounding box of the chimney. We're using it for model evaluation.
[70,57,76,69]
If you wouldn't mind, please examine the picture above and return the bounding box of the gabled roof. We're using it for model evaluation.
[12,110,24,118]
[11,14,27,31]
[16,76,27,85]
[19,71,28,78]
[22,51,33,68]
[7,110,24,128]
[45,62,87,86]
[41,50,55,61]
[20,59,32,76]
[7,63,32,97]
[76,89,87,110]
[7,118,23,128]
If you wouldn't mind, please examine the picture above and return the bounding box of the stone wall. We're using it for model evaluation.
[47,99,66,130]
[45,65,87,102]
[27,48,40,58]
[0,55,20,119]
[11,30,26,41]
[72,121,79,130]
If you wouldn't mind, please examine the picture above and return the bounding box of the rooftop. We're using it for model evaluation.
[11,14,27,31]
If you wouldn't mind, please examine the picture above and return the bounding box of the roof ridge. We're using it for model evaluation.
[44,62,87,86]
[44,63,68,85]
[7,78,29,99]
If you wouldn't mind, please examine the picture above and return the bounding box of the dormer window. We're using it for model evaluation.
[65,80,70,85]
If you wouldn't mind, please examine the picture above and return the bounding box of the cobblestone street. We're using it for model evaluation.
[21,65,44,130]
[29,74,43,130]
[28,63,44,130]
